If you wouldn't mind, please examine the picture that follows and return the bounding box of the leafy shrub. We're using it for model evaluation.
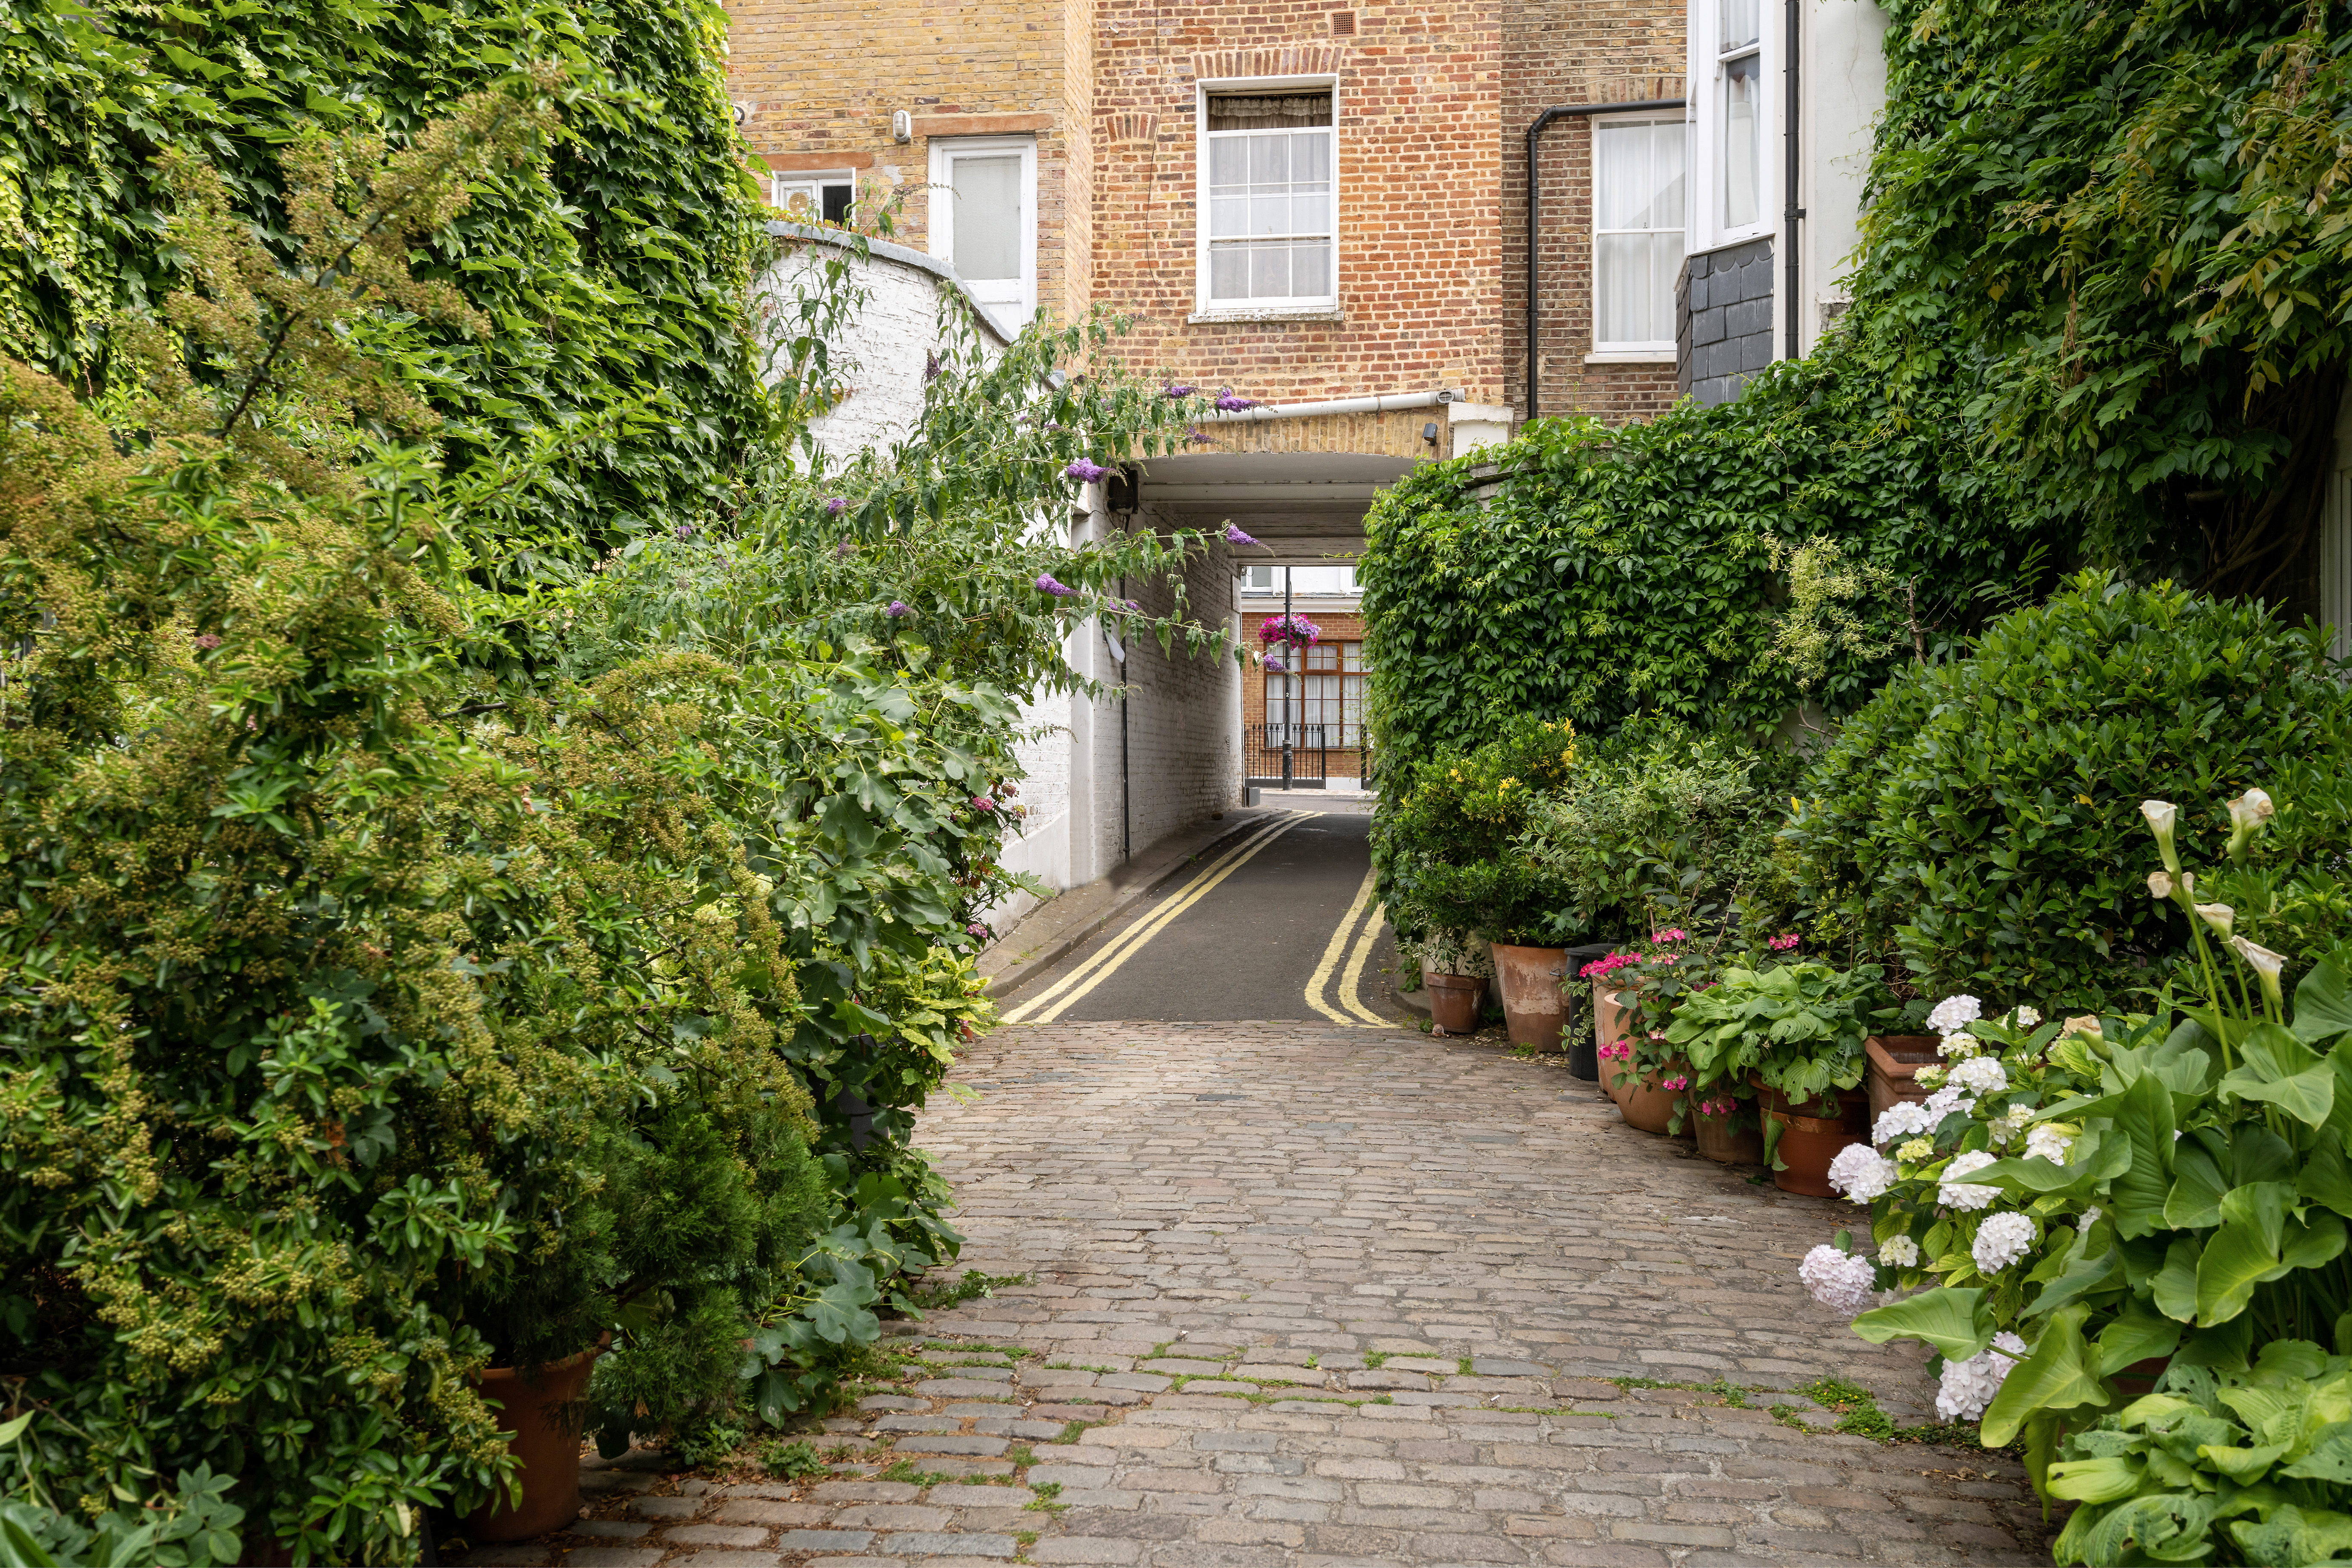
[2049,1347,2352,1565]
[1357,328,2043,770]
[1667,963,1895,1117]
[1516,721,1800,944]
[1373,715,1579,946]
[1788,573,2352,1010]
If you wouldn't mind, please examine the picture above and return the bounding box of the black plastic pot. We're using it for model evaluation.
[1561,942,1621,1081]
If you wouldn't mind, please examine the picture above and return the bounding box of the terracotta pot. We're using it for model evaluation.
[1619,1057,1690,1136]
[2111,1356,2172,1400]
[1864,1035,1943,1126]
[466,1342,602,1541]
[1561,943,1618,1081]
[1425,972,1486,1034]
[1490,942,1569,1051]
[1693,1107,1766,1165]
[1752,1076,1868,1197]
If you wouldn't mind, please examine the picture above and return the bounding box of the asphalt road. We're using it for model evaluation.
[996,808,1401,1023]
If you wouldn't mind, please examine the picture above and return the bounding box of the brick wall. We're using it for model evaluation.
[1091,22,1510,407]
[1503,0,1685,425]
[727,0,1080,323]
[1242,608,1367,781]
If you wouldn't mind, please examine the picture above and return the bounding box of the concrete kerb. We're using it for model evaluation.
[976,808,1284,999]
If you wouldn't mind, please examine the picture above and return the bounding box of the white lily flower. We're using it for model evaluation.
[2231,935,2288,1010]
[2194,903,2235,939]
[2142,800,2181,871]
[2228,788,2276,829]
[2148,870,2175,899]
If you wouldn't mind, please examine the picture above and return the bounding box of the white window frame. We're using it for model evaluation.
[1590,114,1687,356]
[927,136,1037,335]
[772,168,856,226]
[1194,74,1340,317]
[1687,0,1776,254]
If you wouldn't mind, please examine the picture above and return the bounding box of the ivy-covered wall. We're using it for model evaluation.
[2,0,767,569]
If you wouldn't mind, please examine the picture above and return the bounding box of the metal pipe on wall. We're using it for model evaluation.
[1784,0,1804,360]
[1522,98,1686,424]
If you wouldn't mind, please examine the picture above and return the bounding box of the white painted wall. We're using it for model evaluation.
[752,221,1008,461]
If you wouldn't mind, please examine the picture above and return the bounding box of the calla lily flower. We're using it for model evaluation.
[2141,800,2181,871]
[2231,935,2288,1010]
[2194,903,2234,938]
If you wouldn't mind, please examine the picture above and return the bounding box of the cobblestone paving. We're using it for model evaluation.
[459,1021,2056,1568]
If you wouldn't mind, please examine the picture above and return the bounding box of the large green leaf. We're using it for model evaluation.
[2196,1183,2294,1324]
[2295,960,2352,1047]
[2231,1503,2352,1567]
[2045,1454,2144,1503]
[2219,1024,2337,1128]
[1958,1127,2127,1196]
[2300,1140,2352,1220]
[1983,1304,2109,1447]
[2098,1298,2185,1377]
[2165,1143,2229,1230]
[2110,1069,2178,1240]
[2153,1236,2204,1323]
[1851,1287,1996,1361]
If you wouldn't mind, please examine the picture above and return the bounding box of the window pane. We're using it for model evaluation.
[1720,0,1758,50]
[1249,243,1288,297]
[1654,121,1686,229]
[1287,187,1327,234]
[1250,192,1291,236]
[950,155,1022,280]
[1293,131,1331,183]
[1248,133,1288,183]
[1211,245,1249,298]
[1210,193,1247,237]
[777,180,819,218]
[1597,234,1649,344]
[1724,54,1760,230]
[1210,138,1247,184]
[821,183,852,224]
[1595,123,1647,230]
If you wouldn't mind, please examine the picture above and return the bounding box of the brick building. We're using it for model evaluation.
[731,0,1891,892]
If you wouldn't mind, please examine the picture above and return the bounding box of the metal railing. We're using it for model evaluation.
[1246,722,1368,788]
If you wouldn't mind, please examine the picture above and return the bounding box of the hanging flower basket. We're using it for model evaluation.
[1258,613,1321,645]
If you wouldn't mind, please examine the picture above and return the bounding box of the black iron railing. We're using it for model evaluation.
[1246,722,1368,788]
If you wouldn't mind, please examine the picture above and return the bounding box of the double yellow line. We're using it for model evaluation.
[1305,866,1389,1026]
[999,812,1312,1024]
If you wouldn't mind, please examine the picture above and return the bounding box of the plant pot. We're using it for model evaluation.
[1425,972,1486,1034]
[1561,943,1617,1081]
[1752,1076,1869,1197]
[1694,1107,1765,1165]
[1864,1035,1943,1128]
[466,1342,602,1541]
[1491,943,1569,1051]
[1619,1057,1690,1136]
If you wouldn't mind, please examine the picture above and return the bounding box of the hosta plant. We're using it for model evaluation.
[2048,1344,2352,1565]
[1827,786,2352,1504]
[1666,961,1893,1155]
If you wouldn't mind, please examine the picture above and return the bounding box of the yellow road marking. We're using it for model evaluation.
[1337,898,1389,1026]
[1000,812,1310,1024]
[1304,866,1380,1026]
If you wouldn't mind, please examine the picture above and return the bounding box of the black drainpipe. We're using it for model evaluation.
[1784,0,1805,360]
[1524,97,1686,423]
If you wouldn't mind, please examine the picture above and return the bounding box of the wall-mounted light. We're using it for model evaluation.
[1422,422,1439,446]
[732,100,754,127]
[892,109,913,143]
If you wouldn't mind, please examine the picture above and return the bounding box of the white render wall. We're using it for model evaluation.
[753,222,1008,460]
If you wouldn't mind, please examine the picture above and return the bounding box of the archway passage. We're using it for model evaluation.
[995,805,1399,1024]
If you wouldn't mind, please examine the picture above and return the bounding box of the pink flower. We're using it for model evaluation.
[972,796,997,811]
[1662,1076,1688,1092]
[1652,928,1688,943]
[967,922,990,939]
[1768,932,1801,951]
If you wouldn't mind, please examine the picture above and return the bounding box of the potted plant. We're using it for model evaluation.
[1410,927,1492,1034]
[1595,934,1723,1134]
[1490,939,1571,1049]
[1663,961,1891,1194]
[1689,1091,1765,1164]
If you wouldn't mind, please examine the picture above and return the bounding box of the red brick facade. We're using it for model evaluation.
[725,0,1687,429]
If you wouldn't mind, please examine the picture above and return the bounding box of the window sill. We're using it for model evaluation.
[1188,305,1344,325]
[1584,350,1678,365]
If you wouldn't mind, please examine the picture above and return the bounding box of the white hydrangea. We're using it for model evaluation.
[1874,1101,1937,1145]
[2077,1206,2103,1233]
[1828,1144,1900,1202]
[1799,1245,1879,1315]
[1949,1056,2009,1096]
[1939,1150,2001,1211]
[1927,994,1984,1035]
[2013,1006,2042,1028]
[1971,1211,2037,1273]
[1936,1332,2028,1422]
[1938,1031,1982,1060]
[1986,1104,2034,1148]
[1878,1234,1921,1267]
[1923,1083,1977,1122]
[2024,1123,2075,1166]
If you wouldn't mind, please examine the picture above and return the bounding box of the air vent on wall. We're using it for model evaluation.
[1330,10,1356,34]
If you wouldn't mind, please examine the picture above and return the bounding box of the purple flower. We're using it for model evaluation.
[1123,599,1141,611]
[1163,383,1196,398]
[1065,458,1111,483]
[672,523,697,540]
[1185,427,1213,445]
[836,539,857,557]
[193,633,223,650]
[823,497,848,516]
[885,601,912,617]
[972,795,996,811]
[1258,613,1321,646]
[967,921,991,939]
[925,350,942,382]
[1035,573,1076,596]
[1213,393,1259,412]
[1264,655,1288,673]
[1223,523,1259,546]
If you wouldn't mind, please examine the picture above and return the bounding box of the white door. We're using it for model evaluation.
[930,138,1036,335]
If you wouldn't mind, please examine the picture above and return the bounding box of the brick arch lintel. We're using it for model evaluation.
[1188,47,1350,83]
